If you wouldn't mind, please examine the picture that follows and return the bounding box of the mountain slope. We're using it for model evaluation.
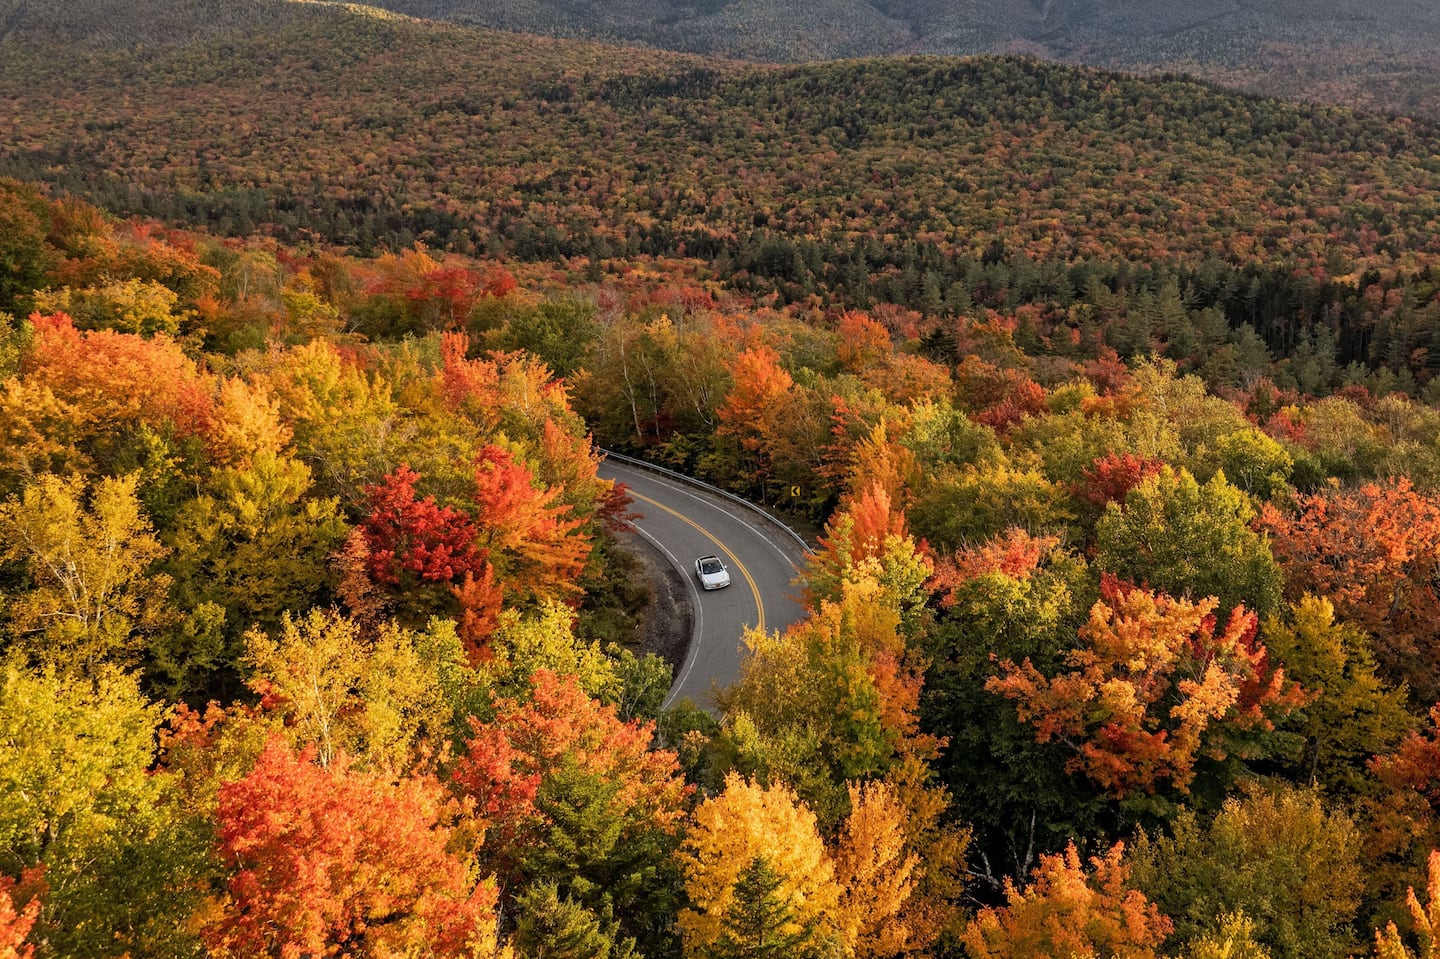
[378,0,1440,117]
[0,0,335,46]
[2,1,1438,287]
[4,0,1436,116]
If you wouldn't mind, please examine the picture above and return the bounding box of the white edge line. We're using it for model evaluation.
[598,449,813,556]
[635,474,807,604]
[626,520,708,712]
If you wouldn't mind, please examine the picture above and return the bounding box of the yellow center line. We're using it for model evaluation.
[628,490,766,633]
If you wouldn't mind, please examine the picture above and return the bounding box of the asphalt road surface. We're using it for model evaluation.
[597,459,810,709]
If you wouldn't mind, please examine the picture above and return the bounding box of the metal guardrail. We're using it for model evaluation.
[599,448,814,556]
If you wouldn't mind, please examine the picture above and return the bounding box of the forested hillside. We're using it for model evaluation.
[6,1,1440,957]
[377,0,1440,118]
[4,168,1440,957]
[3,6,1440,386]
[7,0,1438,115]
[0,0,327,45]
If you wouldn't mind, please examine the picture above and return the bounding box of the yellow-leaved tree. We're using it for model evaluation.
[676,773,842,958]
[243,608,466,771]
[0,472,171,673]
[834,780,920,958]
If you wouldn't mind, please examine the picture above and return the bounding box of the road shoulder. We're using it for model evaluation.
[612,527,694,681]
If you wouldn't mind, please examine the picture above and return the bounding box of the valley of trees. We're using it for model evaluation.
[5,3,1440,957]
[5,163,1440,956]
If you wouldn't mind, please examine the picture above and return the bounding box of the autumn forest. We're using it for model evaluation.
[4,1,1440,957]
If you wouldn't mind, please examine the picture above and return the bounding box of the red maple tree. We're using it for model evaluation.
[361,464,488,589]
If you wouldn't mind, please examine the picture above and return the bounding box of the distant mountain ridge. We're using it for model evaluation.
[0,0,324,45]
[4,0,1440,284]
[1,0,1436,117]
[376,0,1440,57]
[374,0,1440,117]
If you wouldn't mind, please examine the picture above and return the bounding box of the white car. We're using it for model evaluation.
[695,554,731,590]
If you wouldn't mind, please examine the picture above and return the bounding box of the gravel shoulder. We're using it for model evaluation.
[613,527,694,680]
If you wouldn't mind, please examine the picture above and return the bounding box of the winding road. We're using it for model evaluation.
[597,458,810,709]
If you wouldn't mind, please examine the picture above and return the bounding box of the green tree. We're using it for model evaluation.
[0,180,54,315]
[32,279,191,336]
[493,297,601,379]
[1263,596,1412,795]
[909,462,1073,554]
[571,313,680,448]
[513,881,636,959]
[1130,786,1363,959]
[705,857,836,959]
[609,644,673,722]
[454,670,688,947]
[719,572,938,826]
[520,754,683,949]
[254,340,402,504]
[1095,466,1282,619]
[1206,429,1294,502]
[0,663,208,958]
[921,536,1098,885]
[160,452,347,698]
[901,399,1003,474]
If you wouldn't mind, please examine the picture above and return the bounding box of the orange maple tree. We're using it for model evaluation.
[1374,850,1440,959]
[929,528,1059,606]
[1259,478,1440,701]
[963,842,1172,959]
[471,443,589,604]
[822,410,916,507]
[438,333,582,449]
[363,247,480,332]
[451,669,688,877]
[836,310,893,372]
[988,576,1307,796]
[0,869,42,959]
[716,344,795,484]
[439,331,504,420]
[206,739,500,959]
[833,780,922,958]
[22,312,214,438]
[805,482,933,637]
[1363,706,1440,910]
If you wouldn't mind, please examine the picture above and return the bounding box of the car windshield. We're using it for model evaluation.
[700,558,724,574]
